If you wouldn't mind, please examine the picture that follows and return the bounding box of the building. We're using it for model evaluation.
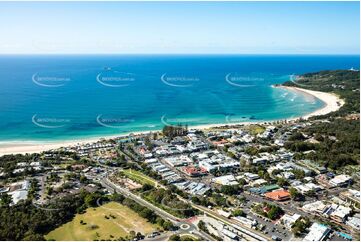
[249,184,280,195]
[8,190,28,205]
[302,201,329,215]
[163,155,192,167]
[252,156,268,165]
[233,216,257,228]
[346,216,360,230]
[218,209,232,218]
[329,175,352,187]
[279,213,301,229]
[295,183,323,194]
[264,189,291,201]
[222,228,239,241]
[330,205,352,223]
[340,189,360,208]
[7,180,30,205]
[243,172,260,181]
[303,223,330,241]
[181,166,207,177]
[250,178,267,187]
[212,175,239,186]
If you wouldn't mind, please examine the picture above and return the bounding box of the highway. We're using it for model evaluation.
[101,169,272,241]
[100,177,215,241]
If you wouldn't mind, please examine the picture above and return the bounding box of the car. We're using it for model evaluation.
[272,235,281,241]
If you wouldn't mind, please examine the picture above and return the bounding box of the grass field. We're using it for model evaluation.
[45,202,158,241]
[245,124,266,135]
[121,169,157,186]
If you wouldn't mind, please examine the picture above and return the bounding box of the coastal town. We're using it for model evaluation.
[1,72,360,241]
[0,121,359,241]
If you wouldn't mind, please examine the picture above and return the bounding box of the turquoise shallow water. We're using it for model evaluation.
[0,55,359,142]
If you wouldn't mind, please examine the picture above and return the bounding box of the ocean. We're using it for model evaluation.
[0,54,359,142]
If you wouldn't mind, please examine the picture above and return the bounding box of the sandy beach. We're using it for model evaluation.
[0,86,344,156]
[278,86,345,119]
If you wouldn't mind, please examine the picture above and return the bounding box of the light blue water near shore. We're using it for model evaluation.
[0,55,359,142]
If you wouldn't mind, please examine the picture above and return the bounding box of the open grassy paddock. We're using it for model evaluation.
[45,202,159,241]
[121,169,157,186]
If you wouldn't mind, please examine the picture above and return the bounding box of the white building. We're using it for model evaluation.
[213,175,238,186]
[303,223,330,241]
[279,213,301,229]
[330,205,352,223]
[329,175,352,187]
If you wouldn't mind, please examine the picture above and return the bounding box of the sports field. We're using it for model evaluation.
[45,202,158,241]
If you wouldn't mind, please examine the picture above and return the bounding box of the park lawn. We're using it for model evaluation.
[122,169,157,186]
[45,202,158,241]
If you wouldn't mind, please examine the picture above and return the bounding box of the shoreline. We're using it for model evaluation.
[0,86,344,156]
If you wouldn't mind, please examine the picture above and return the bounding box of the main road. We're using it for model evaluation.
[100,177,215,241]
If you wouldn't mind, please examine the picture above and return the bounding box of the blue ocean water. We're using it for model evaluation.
[0,55,359,142]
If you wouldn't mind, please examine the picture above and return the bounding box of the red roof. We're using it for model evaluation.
[264,189,291,201]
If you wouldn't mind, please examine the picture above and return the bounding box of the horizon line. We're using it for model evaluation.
[0,53,359,56]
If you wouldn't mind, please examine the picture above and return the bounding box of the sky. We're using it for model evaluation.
[0,1,359,54]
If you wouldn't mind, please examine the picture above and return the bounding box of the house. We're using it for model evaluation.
[339,189,360,208]
[250,178,267,187]
[243,172,260,181]
[252,156,268,165]
[329,175,352,187]
[264,189,291,201]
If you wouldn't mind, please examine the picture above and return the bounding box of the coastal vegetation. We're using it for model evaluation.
[141,187,199,218]
[162,125,188,139]
[284,70,360,171]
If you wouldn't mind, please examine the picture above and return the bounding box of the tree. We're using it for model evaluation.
[293,169,305,180]
[162,220,175,231]
[267,206,284,220]
[169,234,181,241]
[84,193,101,207]
[292,217,311,236]
[276,177,289,187]
[232,209,246,217]
[305,190,316,198]
[0,193,12,207]
[220,185,240,195]
[197,220,209,233]
[79,175,87,183]
[289,187,303,201]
